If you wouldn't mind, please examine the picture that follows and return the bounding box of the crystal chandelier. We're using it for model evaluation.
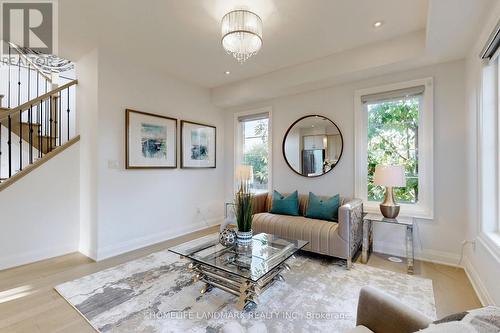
[221,10,263,63]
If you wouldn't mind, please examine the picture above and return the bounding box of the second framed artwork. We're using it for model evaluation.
[181,120,216,168]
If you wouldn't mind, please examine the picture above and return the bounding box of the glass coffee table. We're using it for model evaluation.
[169,232,308,310]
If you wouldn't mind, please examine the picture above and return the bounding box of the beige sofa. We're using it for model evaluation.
[251,192,363,268]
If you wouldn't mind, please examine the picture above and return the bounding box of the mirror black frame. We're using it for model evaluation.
[282,114,344,178]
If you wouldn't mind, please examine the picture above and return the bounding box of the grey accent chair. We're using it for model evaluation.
[251,192,363,268]
[351,286,432,333]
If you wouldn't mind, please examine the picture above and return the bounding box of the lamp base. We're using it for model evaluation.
[379,186,400,219]
[379,204,400,219]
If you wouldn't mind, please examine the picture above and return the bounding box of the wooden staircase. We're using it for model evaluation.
[0,110,54,155]
[0,47,79,191]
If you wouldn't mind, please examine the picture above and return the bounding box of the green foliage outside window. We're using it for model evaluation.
[243,120,269,191]
[367,97,419,204]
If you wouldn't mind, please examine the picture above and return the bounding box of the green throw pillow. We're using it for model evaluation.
[270,190,300,216]
[305,192,340,222]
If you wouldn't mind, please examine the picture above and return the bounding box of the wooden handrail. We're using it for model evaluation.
[8,42,52,82]
[0,79,78,121]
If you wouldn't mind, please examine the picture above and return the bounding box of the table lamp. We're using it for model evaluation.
[374,165,406,218]
[235,165,254,193]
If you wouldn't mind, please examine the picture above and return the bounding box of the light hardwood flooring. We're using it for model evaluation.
[0,227,481,332]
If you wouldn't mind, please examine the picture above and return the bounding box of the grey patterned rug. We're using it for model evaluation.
[55,246,436,333]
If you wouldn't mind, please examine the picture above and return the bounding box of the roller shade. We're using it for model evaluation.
[480,19,500,61]
[238,112,269,122]
[361,85,425,104]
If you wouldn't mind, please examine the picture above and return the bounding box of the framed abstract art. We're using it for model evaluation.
[181,120,216,168]
[125,109,177,169]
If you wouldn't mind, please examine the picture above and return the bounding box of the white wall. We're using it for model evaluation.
[76,49,99,259]
[463,1,500,306]
[0,142,80,270]
[224,60,467,265]
[92,49,225,260]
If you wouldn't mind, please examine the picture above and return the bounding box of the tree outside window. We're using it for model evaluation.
[367,97,420,204]
[241,118,269,193]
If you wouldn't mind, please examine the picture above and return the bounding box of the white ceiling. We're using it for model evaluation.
[59,0,496,106]
[60,0,428,88]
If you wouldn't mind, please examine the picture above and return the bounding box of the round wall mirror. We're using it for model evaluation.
[283,115,343,177]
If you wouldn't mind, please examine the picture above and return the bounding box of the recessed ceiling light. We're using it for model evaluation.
[224,71,231,75]
[373,21,383,28]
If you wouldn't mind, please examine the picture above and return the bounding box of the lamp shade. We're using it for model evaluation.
[235,165,254,183]
[221,10,263,63]
[373,165,406,187]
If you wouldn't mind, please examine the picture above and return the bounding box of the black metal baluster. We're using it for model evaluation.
[67,87,70,141]
[49,95,53,152]
[8,115,12,177]
[18,58,22,171]
[28,64,32,163]
[58,91,62,146]
[37,71,40,98]
[8,45,11,108]
[37,71,41,158]
[17,57,21,106]
[45,80,48,152]
[29,105,33,164]
[27,63,31,101]
[19,110,22,171]
[0,125,2,180]
[52,95,57,148]
[38,101,43,158]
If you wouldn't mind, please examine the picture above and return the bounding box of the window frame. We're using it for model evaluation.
[233,107,273,194]
[354,78,434,219]
[479,56,500,236]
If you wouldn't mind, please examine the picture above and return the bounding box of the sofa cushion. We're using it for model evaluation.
[305,192,340,221]
[252,212,345,256]
[270,190,300,216]
[262,192,348,216]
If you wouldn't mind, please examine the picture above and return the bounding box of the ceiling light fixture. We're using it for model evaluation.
[225,71,231,75]
[373,21,383,28]
[221,9,263,63]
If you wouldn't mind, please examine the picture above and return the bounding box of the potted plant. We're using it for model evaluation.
[235,165,254,246]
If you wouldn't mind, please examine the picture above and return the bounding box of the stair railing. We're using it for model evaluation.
[0,43,78,184]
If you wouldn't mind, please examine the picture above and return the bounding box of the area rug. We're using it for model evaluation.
[55,245,436,333]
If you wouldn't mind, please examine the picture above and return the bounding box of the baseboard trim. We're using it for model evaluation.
[0,243,78,271]
[463,256,495,306]
[95,218,223,261]
[78,245,97,261]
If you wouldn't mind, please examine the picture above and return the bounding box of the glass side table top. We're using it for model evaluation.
[169,233,308,282]
[364,213,414,226]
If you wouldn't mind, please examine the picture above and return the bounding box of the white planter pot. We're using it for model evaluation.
[236,230,253,246]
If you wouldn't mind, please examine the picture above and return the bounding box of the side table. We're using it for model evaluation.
[361,213,415,274]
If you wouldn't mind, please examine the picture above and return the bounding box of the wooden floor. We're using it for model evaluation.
[0,226,481,333]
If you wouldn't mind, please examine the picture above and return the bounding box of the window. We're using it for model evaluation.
[478,19,500,246]
[355,79,433,218]
[366,91,421,204]
[479,56,500,234]
[235,109,272,194]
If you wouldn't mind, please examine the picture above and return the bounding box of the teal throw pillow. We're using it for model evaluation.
[270,190,300,216]
[305,192,340,222]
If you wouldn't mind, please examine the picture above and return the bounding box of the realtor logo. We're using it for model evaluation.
[1,1,54,54]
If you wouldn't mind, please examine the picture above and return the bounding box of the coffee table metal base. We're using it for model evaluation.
[187,260,289,310]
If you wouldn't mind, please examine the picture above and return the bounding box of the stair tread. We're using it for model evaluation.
[20,122,43,126]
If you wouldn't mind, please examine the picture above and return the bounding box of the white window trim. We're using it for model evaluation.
[233,107,273,194]
[478,55,500,250]
[354,78,434,219]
